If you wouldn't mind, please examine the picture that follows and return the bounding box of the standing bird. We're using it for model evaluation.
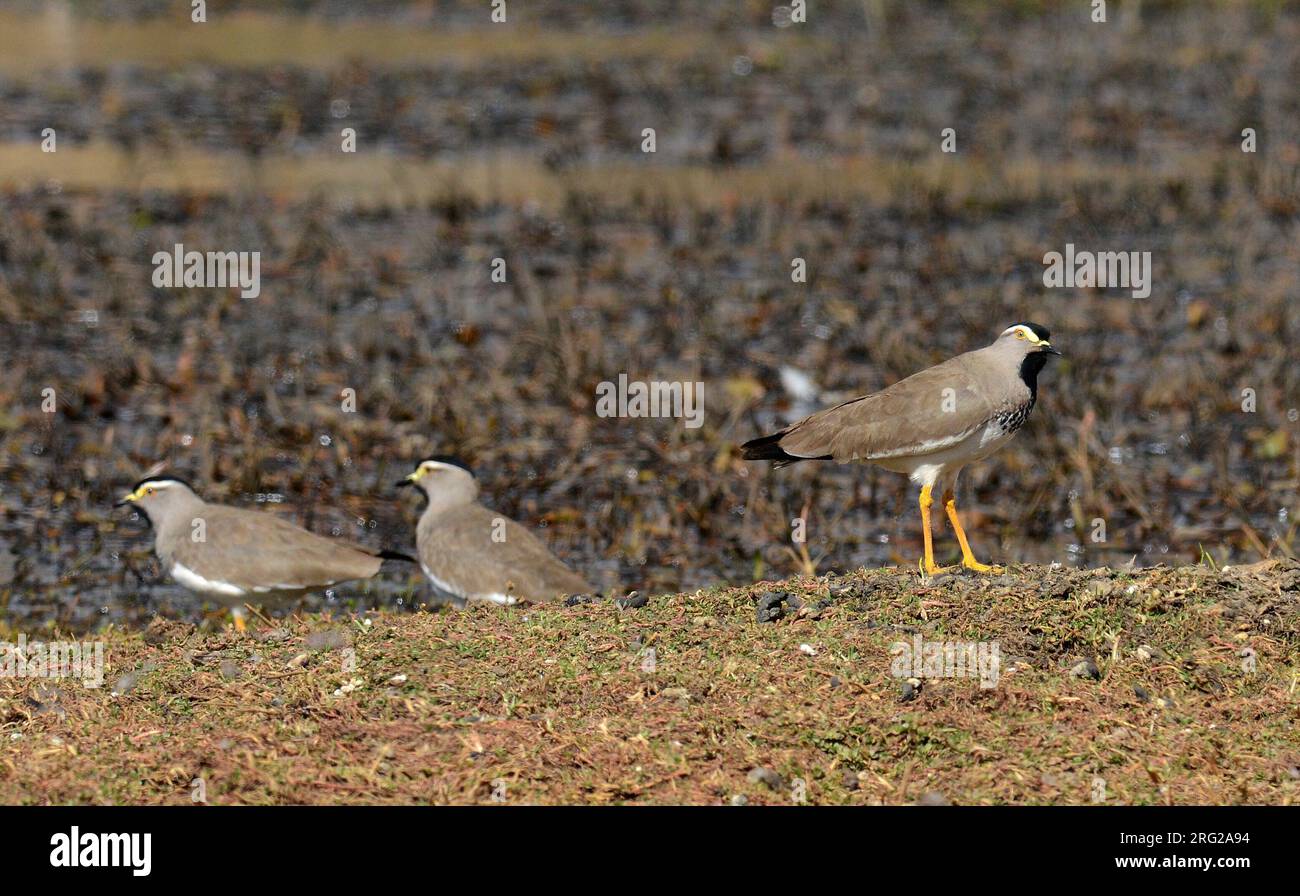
[741,322,1061,575]
[116,477,413,630]
[396,458,594,606]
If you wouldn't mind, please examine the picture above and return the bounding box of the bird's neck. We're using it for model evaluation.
[1019,353,1048,402]
[420,486,478,518]
[151,496,208,550]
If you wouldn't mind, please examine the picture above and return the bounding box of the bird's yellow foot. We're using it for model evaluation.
[919,558,954,577]
[232,612,247,634]
[961,559,1003,574]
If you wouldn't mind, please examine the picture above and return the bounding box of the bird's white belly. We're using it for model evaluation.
[874,420,1020,486]
[420,563,516,606]
[169,563,322,599]
[170,563,246,597]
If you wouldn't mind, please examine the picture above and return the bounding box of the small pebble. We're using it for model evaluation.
[747,767,785,791]
[755,591,792,623]
[305,629,351,651]
[1135,644,1165,663]
[616,592,648,610]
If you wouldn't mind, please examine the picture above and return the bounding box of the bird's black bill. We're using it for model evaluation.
[113,499,132,508]
[1043,346,1063,356]
[394,479,415,489]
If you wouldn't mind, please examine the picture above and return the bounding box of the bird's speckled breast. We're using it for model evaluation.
[993,397,1036,436]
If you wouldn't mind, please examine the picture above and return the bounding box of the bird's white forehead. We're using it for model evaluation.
[419,461,459,473]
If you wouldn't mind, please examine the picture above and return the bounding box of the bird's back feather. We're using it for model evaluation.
[743,347,1029,464]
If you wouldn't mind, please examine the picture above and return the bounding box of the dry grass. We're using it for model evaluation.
[0,11,797,74]
[2,560,1297,805]
[0,140,1235,211]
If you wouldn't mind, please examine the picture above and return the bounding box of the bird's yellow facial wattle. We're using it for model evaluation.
[1005,324,1059,355]
[119,484,155,503]
[397,459,473,491]
[115,480,176,508]
[403,462,444,485]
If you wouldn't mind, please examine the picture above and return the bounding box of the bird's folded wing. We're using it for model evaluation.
[173,508,382,591]
[435,506,592,600]
[778,358,997,461]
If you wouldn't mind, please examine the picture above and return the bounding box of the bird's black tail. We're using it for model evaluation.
[741,430,826,468]
[740,430,791,460]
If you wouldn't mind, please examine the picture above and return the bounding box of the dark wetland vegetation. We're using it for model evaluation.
[0,1,1297,804]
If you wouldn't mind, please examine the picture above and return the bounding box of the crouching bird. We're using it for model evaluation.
[116,476,414,630]
[396,457,594,606]
[741,322,1061,575]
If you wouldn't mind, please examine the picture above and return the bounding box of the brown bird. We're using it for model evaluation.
[396,458,593,606]
[742,323,1061,575]
[116,477,413,630]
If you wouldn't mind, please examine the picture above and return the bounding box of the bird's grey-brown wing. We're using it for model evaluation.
[776,353,1004,462]
[419,504,592,603]
[169,506,383,592]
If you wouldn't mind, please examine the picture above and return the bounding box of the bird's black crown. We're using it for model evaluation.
[131,474,194,493]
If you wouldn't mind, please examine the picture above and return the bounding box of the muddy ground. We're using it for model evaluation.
[0,3,1297,635]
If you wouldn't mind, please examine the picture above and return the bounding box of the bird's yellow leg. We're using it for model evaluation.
[943,490,1002,573]
[918,485,949,576]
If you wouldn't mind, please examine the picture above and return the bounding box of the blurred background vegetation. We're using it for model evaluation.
[0,0,1298,633]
